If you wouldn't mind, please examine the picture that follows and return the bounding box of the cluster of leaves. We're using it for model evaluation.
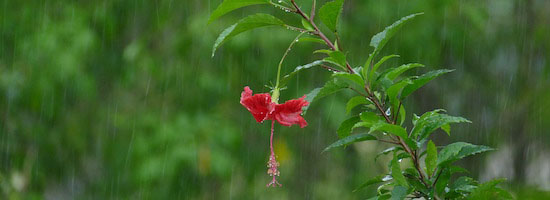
[210,0,512,199]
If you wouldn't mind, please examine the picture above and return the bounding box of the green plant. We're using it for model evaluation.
[210,0,513,199]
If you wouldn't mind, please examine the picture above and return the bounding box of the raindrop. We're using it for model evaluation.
[382,175,392,181]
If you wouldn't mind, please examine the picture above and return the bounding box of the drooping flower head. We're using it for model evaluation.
[240,86,309,187]
[240,86,309,127]
[240,87,274,123]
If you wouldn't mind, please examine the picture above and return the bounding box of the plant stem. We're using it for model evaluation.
[432,169,443,187]
[363,86,392,123]
[290,0,354,73]
[393,101,402,124]
[274,32,305,96]
[270,121,275,159]
[283,25,311,33]
[310,0,316,20]
[378,138,400,145]
[320,64,342,72]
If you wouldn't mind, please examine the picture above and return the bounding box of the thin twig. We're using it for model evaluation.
[432,168,443,187]
[290,0,354,73]
[379,139,400,145]
[370,96,392,123]
[310,0,316,20]
[393,101,402,124]
[284,25,312,33]
[399,138,428,186]
[274,32,305,89]
[320,64,342,72]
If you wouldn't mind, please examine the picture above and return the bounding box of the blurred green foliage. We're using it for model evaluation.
[0,0,549,199]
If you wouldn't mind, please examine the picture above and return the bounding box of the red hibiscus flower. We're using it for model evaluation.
[240,86,309,187]
[240,86,309,128]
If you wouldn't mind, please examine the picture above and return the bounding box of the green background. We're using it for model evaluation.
[1,0,549,199]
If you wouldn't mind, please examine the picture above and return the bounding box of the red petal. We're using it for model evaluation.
[241,86,253,99]
[271,96,309,128]
[240,86,274,123]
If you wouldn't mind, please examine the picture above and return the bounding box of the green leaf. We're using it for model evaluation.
[333,72,364,87]
[403,168,420,179]
[377,182,394,195]
[390,185,408,200]
[332,72,367,96]
[370,121,418,149]
[301,18,315,31]
[346,96,371,114]
[352,66,363,76]
[280,60,324,87]
[360,112,383,123]
[425,140,437,177]
[391,154,408,187]
[369,13,423,60]
[412,113,420,126]
[208,0,270,23]
[397,104,406,126]
[449,166,470,175]
[437,142,494,167]
[323,51,347,68]
[318,0,344,32]
[323,133,376,152]
[403,168,428,194]
[396,152,411,161]
[468,179,513,200]
[450,176,477,193]
[368,194,392,200]
[400,69,454,99]
[383,63,425,81]
[373,76,392,91]
[386,78,412,110]
[411,110,470,140]
[302,79,347,113]
[369,54,400,84]
[375,146,403,161]
[354,112,384,129]
[363,13,423,77]
[212,14,284,57]
[362,53,374,78]
[435,168,451,196]
[369,121,408,138]
[441,123,451,135]
[337,116,360,138]
[354,174,390,192]
[313,49,333,55]
[297,37,325,44]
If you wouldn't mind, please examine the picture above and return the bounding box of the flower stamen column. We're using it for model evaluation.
[266,121,281,187]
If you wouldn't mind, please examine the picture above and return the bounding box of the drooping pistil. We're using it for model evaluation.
[266,121,281,187]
